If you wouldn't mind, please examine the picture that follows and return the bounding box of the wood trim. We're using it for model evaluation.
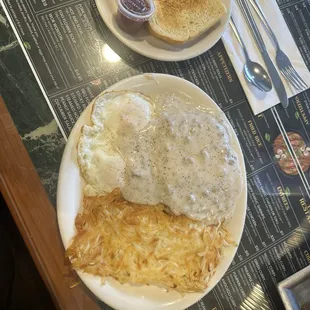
[0,96,100,310]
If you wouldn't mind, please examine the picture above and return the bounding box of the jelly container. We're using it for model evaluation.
[117,0,155,33]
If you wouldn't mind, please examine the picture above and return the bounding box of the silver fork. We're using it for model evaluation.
[248,0,308,91]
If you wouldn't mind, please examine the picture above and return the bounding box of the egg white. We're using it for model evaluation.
[77,91,154,195]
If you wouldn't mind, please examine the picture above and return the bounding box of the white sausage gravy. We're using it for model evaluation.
[79,92,243,225]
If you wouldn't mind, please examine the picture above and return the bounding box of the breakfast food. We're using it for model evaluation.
[147,0,227,44]
[78,91,154,195]
[69,89,243,293]
[78,91,242,224]
[66,189,234,292]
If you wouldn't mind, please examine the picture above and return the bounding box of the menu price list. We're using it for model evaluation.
[277,0,310,189]
[2,0,310,309]
[30,0,98,12]
[278,0,310,70]
[275,90,310,187]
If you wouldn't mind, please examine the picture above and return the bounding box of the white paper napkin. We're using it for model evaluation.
[222,0,310,115]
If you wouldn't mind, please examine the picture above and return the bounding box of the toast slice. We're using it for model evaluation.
[147,0,227,44]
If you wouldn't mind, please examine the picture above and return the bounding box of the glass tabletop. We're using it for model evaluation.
[0,0,310,309]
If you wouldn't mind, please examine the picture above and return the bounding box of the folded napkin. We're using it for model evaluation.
[222,0,310,115]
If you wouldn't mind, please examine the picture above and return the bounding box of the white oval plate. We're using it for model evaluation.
[57,74,247,310]
[95,0,232,61]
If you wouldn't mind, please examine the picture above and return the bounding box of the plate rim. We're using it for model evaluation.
[94,0,232,61]
[57,73,247,310]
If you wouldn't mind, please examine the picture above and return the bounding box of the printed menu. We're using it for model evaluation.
[2,0,310,309]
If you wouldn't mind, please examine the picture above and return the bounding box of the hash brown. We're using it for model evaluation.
[66,189,234,292]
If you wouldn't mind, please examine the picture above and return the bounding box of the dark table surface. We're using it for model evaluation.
[0,6,65,206]
[0,7,101,310]
[1,1,310,310]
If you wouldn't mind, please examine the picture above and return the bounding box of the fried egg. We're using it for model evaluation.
[78,91,154,195]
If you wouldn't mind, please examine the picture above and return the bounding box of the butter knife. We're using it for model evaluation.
[236,0,288,109]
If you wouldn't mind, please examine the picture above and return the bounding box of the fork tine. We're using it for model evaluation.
[288,67,308,89]
[281,68,302,91]
[286,68,304,91]
[285,68,304,90]
[291,68,308,89]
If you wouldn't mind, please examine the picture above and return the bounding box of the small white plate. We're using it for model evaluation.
[95,0,232,61]
[57,74,247,310]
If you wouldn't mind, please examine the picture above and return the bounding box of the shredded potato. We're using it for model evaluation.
[66,189,234,293]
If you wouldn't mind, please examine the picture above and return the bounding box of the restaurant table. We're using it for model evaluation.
[0,1,309,310]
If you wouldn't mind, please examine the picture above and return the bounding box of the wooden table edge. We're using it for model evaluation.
[0,96,100,310]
